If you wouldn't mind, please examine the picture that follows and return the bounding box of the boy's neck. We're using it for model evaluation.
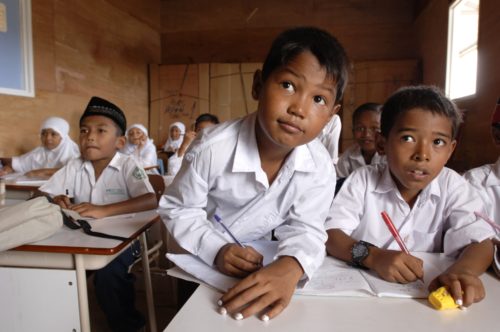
[361,149,376,164]
[89,152,117,181]
[255,125,293,185]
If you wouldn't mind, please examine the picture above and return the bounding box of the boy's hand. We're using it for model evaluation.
[215,244,263,277]
[52,195,73,209]
[366,248,423,283]
[429,271,485,307]
[219,256,303,321]
[0,165,13,176]
[70,203,109,219]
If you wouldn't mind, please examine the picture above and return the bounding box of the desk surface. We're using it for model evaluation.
[165,273,499,332]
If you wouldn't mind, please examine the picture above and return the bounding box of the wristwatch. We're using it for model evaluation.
[350,240,376,269]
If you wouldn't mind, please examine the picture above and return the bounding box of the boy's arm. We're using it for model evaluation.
[429,239,494,307]
[71,193,157,218]
[326,228,424,283]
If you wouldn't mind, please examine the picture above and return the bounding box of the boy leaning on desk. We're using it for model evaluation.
[160,26,348,321]
[37,96,157,332]
[325,86,496,309]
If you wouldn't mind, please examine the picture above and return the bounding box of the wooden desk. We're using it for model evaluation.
[165,272,499,332]
[0,210,159,332]
[5,181,45,199]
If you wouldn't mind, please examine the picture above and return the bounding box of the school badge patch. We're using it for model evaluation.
[132,167,147,180]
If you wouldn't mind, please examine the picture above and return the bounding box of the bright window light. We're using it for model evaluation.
[446,0,479,99]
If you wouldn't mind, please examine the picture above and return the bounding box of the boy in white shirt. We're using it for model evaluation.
[325,86,495,308]
[40,96,157,332]
[336,102,386,178]
[160,27,348,321]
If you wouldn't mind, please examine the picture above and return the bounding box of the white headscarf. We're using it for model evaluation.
[122,123,158,169]
[40,117,80,164]
[163,121,185,151]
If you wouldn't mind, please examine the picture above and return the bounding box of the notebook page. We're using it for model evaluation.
[360,252,455,298]
[296,256,374,297]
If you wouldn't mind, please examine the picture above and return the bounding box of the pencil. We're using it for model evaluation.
[214,214,245,248]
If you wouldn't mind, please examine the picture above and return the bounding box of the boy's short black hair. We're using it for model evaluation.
[261,26,349,103]
[381,86,463,139]
[195,113,219,128]
[352,102,382,124]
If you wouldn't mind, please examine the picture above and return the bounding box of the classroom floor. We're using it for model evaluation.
[88,267,180,332]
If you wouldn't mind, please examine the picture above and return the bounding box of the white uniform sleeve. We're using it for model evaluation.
[160,148,228,266]
[122,159,154,197]
[11,148,40,173]
[38,164,73,196]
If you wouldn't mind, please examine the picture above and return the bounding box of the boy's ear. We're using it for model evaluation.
[375,132,386,155]
[251,70,263,100]
[331,104,341,118]
[116,136,126,150]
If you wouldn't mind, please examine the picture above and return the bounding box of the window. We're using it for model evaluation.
[446,0,479,100]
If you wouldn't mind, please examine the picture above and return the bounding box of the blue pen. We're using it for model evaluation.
[214,214,245,247]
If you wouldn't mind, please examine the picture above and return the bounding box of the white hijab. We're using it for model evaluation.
[122,123,155,155]
[163,121,185,151]
[40,117,80,166]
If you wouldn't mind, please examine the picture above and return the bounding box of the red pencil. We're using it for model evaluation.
[381,211,410,254]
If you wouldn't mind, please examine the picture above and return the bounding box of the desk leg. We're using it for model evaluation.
[140,233,157,332]
[75,254,91,332]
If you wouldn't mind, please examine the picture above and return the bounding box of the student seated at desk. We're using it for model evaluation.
[162,121,185,153]
[39,96,157,332]
[336,102,386,178]
[464,98,500,270]
[122,123,159,173]
[166,113,219,177]
[325,86,495,308]
[161,26,348,321]
[0,117,79,179]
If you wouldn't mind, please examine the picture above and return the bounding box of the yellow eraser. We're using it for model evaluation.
[428,286,459,310]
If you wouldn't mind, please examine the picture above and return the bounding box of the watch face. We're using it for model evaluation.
[352,242,369,258]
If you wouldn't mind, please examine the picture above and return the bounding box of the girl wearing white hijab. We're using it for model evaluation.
[122,124,158,171]
[163,121,185,153]
[0,117,80,178]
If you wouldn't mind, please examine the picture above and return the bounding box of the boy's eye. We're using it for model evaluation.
[401,135,415,142]
[80,128,88,134]
[281,81,294,92]
[313,95,326,106]
[433,138,446,146]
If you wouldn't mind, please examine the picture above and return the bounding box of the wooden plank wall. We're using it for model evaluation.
[416,0,500,171]
[0,0,161,156]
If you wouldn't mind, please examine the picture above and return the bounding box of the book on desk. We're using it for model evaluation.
[167,240,455,299]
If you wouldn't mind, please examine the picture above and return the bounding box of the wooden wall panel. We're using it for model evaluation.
[0,0,161,156]
[415,0,500,171]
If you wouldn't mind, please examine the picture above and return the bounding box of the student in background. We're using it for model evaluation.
[122,123,159,172]
[318,114,342,165]
[39,96,157,332]
[162,121,185,153]
[0,117,79,178]
[464,98,500,266]
[325,86,495,308]
[336,102,386,178]
[167,113,220,177]
[161,26,348,321]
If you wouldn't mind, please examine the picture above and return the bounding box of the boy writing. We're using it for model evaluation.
[325,86,495,308]
[161,26,348,320]
[39,96,157,332]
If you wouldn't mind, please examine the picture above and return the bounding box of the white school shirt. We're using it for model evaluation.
[12,142,80,174]
[122,139,158,171]
[159,112,335,280]
[325,163,495,256]
[318,114,341,165]
[335,144,386,178]
[39,152,153,204]
[464,157,500,226]
[167,152,183,176]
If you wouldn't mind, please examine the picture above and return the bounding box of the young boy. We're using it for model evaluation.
[160,26,348,321]
[336,102,386,178]
[325,86,495,308]
[39,96,157,332]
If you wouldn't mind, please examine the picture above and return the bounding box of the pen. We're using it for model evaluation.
[381,211,410,254]
[474,211,500,232]
[214,214,245,248]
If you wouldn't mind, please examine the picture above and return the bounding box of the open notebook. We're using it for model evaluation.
[167,240,455,298]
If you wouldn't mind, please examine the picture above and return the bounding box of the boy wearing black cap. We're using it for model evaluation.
[40,96,157,332]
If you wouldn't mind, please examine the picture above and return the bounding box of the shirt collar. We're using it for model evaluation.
[232,112,318,174]
[80,151,123,172]
[374,164,441,203]
[485,157,500,186]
